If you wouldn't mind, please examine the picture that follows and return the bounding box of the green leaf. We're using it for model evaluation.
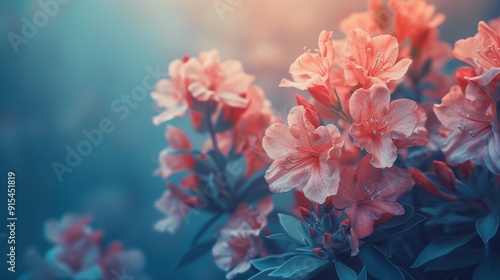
[382,214,427,237]
[191,212,225,245]
[379,205,413,229]
[357,267,367,280]
[268,255,329,278]
[473,256,500,280]
[423,249,483,271]
[175,239,216,269]
[251,253,296,271]
[476,212,499,244]
[278,214,309,246]
[358,244,404,280]
[411,234,475,268]
[334,261,357,280]
[266,233,296,243]
[249,268,278,280]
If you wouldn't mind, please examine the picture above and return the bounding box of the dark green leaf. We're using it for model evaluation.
[268,255,329,278]
[191,212,225,245]
[175,239,216,269]
[358,244,404,280]
[473,256,500,280]
[334,261,357,280]
[357,267,367,280]
[266,233,296,243]
[379,205,413,229]
[411,234,475,268]
[251,253,296,271]
[249,268,278,280]
[476,212,499,244]
[278,214,309,246]
[382,214,427,236]
[423,249,483,271]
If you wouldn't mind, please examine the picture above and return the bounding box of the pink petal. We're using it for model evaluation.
[365,136,397,168]
[386,99,418,139]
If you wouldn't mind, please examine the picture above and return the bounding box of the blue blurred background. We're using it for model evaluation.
[1,0,499,279]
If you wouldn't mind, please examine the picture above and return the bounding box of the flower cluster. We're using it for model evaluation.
[150,2,500,279]
[151,49,275,279]
[21,214,149,280]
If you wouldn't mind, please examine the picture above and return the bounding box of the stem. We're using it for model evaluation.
[206,111,219,153]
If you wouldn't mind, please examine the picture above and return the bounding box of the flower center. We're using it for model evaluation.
[474,43,500,69]
[362,185,382,204]
[367,118,389,136]
[281,145,318,170]
[456,109,492,137]
[366,48,386,77]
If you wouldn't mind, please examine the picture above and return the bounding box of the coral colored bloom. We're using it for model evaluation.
[340,0,391,36]
[154,183,193,234]
[342,29,412,89]
[393,105,430,149]
[45,215,96,246]
[331,156,414,239]
[156,125,196,179]
[262,106,344,204]
[433,81,500,175]
[349,85,419,168]
[453,18,500,75]
[280,30,335,90]
[390,0,445,47]
[184,49,254,108]
[151,59,189,125]
[212,197,273,279]
[151,50,254,125]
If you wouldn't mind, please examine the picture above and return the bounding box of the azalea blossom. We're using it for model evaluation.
[340,0,392,36]
[262,106,344,203]
[331,155,414,240]
[154,183,199,234]
[23,215,148,280]
[342,29,412,89]
[390,0,445,47]
[212,197,273,279]
[44,214,96,246]
[156,125,196,179]
[433,78,500,175]
[453,17,500,75]
[280,30,335,90]
[184,49,254,108]
[349,85,419,168]
[151,58,189,125]
[152,50,254,125]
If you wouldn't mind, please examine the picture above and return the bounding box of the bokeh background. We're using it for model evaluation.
[1,0,499,279]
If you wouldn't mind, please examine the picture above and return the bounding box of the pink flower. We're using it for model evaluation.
[390,0,445,47]
[453,17,500,75]
[156,125,195,179]
[184,49,254,108]
[280,30,335,90]
[342,29,412,89]
[212,197,273,279]
[349,85,419,168]
[151,58,189,125]
[99,242,147,280]
[262,106,344,204]
[45,215,97,246]
[433,79,500,175]
[151,50,255,125]
[331,156,414,240]
[393,105,430,150]
[154,183,195,234]
[340,0,391,36]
